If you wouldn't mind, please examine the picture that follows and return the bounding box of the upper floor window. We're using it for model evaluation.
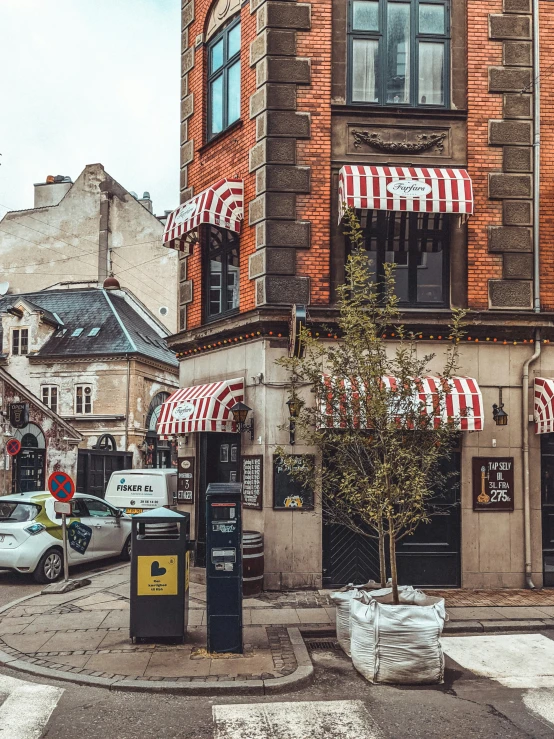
[11,328,29,356]
[348,0,450,107]
[205,226,240,320]
[75,385,93,415]
[207,17,241,140]
[359,210,450,307]
[42,386,58,414]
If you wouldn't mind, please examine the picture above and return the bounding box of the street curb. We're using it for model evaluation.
[444,619,554,634]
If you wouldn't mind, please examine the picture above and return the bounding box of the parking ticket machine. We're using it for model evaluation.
[205,482,243,654]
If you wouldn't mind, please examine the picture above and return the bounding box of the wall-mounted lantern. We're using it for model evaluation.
[230,402,254,441]
[286,396,304,445]
[492,388,508,426]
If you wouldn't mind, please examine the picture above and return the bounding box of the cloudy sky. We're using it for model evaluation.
[0,0,180,218]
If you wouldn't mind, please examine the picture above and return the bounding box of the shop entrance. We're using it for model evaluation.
[540,434,554,586]
[196,432,240,567]
[322,451,461,588]
[12,424,46,494]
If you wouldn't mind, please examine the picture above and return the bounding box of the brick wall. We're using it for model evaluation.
[467,0,504,310]
[540,0,554,310]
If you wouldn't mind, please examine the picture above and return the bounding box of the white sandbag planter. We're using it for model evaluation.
[350,590,446,685]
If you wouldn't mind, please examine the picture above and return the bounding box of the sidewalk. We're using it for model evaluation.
[0,565,552,694]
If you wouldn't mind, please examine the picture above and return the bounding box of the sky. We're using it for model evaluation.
[0,0,181,219]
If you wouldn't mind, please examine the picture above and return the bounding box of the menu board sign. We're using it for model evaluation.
[241,455,263,509]
[273,454,314,510]
[177,457,195,502]
[472,457,514,512]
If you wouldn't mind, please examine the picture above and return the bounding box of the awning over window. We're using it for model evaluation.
[156,378,244,436]
[321,375,484,431]
[162,179,243,251]
[534,378,554,434]
[338,165,474,221]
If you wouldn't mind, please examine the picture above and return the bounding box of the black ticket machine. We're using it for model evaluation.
[205,482,243,654]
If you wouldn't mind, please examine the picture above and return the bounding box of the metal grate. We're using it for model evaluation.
[305,639,341,652]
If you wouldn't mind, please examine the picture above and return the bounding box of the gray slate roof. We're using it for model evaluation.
[0,289,177,368]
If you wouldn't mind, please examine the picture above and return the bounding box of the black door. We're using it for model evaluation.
[196,432,240,566]
[322,451,461,588]
[14,449,45,493]
[77,450,133,498]
[541,435,554,586]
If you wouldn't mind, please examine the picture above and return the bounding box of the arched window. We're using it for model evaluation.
[14,423,46,449]
[206,2,241,140]
[145,392,171,432]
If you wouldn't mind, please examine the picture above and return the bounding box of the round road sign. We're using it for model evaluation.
[48,471,75,502]
[6,439,21,457]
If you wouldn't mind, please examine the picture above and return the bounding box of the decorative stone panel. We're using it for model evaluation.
[503,252,533,279]
[488,226,532,252]
[489,280,532,308]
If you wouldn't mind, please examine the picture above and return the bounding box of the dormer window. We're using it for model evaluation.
[12,328,29,356]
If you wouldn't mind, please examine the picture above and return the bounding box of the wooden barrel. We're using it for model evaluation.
[242,531,264,596]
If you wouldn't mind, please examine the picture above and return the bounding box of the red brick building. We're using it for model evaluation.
[161,0,554,590]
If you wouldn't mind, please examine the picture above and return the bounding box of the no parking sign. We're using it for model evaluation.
[48,471,75,502]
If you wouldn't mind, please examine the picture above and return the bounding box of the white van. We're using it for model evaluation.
[104,469,177,515]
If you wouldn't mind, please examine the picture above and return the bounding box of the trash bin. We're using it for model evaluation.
[130,507,191,642]
[242,531,264,596]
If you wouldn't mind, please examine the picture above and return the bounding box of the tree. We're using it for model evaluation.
[276,208,467,603]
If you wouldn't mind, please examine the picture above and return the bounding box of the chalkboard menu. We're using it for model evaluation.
[241,455,263,509]
[273,454,314,510]
[177,457,195,502]
[472,457,514,512]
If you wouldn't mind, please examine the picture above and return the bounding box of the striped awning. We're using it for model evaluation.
[338,165,474,221]
[321,375,483,431]
[162,179,243,251]
[156,378,244,436]
[534,378,554,434]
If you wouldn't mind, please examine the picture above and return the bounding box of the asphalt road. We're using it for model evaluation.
[0,570,552,738]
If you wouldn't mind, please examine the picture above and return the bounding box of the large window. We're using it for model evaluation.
[207,17,241,140]
[358,210,450,307]
[11,328,29,356]
[205,226,240,320]
[349,0,450,107]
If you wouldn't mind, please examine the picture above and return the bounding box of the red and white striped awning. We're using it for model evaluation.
[321,375,483,431]
[162,179,243,251]
[156,378,244,436]
[534,378,554,434]
[338,165,474,221]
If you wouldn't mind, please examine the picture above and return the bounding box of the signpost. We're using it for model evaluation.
[48,472,75,584]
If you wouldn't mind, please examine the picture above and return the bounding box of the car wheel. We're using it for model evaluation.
[34,548,63,583]
[120,535,132,561]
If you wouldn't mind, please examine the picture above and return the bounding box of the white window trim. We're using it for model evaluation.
[11,327,29,356]
[41,385,59,412]
[74,384,93,415]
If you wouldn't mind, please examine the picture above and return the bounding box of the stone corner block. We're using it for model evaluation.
[249,138,296,172]
[250,29,297,67]
[502,199,532,225]
[182,47,195,76]
[489,279,532,309]
[503,0,531,12]
[503,41,532,67]
[489,66,531,93]
[256,165,311,195]
[249,192,297,224]
[256,110,310,140]
[489,119,532,146]
[503,93,532,119]
[180,139,194,167]
[181,93,194,122]
[179,280,193,305]
[488,225,532,252]
[489,173,532,199]
[489,14,531,40]
[256,219,310,248]
[255,275,310,306]
[249,247,296,278]
[250,84,297,118]
[257,57,311,87]
[257,2,311,33]
[182,1,194,29]
[503,252,533,279]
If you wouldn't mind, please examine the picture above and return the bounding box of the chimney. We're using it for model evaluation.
[138,191,153,213]
[34,175,73,208]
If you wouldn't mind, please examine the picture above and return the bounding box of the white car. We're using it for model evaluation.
[0,492,132,583]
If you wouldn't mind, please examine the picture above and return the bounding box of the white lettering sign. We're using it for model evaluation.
[386,180,432,198]
[172,401,195,421]
[174,201,197,225]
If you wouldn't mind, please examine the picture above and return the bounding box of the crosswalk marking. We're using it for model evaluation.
[442,634,554,689]
[523,689,554,727]
[0,674,63,739]
[213,700,382,739]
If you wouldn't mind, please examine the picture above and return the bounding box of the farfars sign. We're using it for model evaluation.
[172,401,195,421]
[387,180,432,198]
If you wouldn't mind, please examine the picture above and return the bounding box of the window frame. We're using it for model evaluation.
[357,209,451,308]
[41,385,59,414]
[347,0,451,109]
[204,226,240,322]
[11,327,29,356]
[206,15,241,141]
[75,384,93,415]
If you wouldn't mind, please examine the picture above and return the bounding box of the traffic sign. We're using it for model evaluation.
[54,501,72,515]
[6,439,21,457]
[48,471,75,502]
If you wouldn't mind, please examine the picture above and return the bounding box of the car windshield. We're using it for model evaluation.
[0,501,40,522]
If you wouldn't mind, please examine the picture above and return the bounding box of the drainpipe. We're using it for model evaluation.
[522,331,541,589]
[125,355,131,452]
[533,0,540,313]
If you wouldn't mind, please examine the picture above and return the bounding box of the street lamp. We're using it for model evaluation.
[492,388,508,426]
[286,396,304,445]
[230,402,254,441]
